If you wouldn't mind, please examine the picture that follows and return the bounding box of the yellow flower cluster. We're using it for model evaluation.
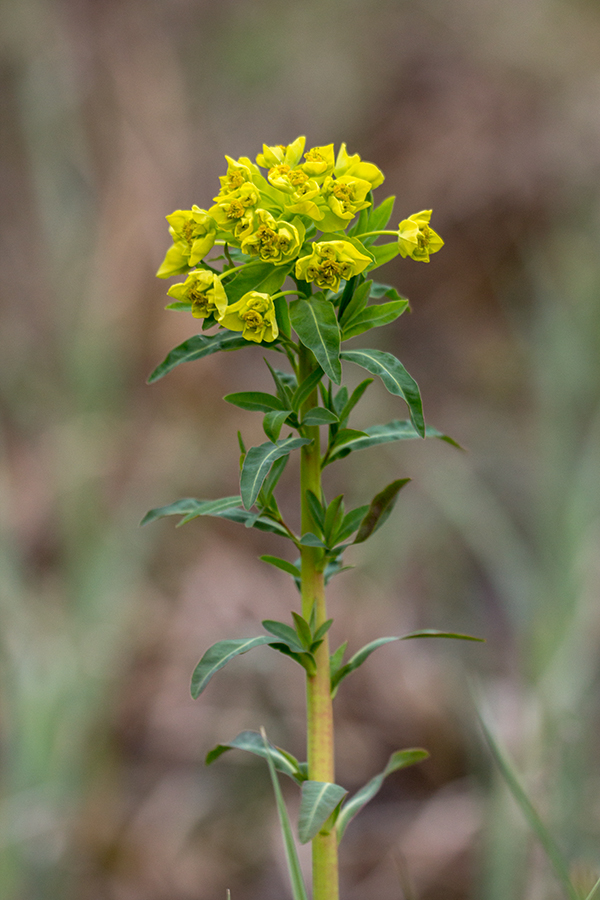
[156,137,442,343]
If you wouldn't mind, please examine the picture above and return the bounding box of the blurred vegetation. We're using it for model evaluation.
[2,0,600,898]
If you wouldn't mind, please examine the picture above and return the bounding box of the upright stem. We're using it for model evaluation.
[298,343,339,900]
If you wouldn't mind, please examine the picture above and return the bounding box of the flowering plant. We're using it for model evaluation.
[144,136,478,900]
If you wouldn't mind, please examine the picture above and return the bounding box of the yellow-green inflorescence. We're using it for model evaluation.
[157,137,443,342]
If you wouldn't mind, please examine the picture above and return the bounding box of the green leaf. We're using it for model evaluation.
[400,629,485,642]
[298,781,348,844]
[313,618,334,643]
[206,730,306,783]
[369,282,405,302]
[331,505,370,544]
[336,748,429,842]
[224,391,287,412]
[306,490,326,533]
[274,294,292,339]
[336,274,359,319]
[327,419,460,463]
[338,280,371,327]
[302,407,339,426]
[339,350,425,436]
[260,556,301,578]
[585,876,600,900]
[328,428,369,456]
[241,437,311,509]
[331,637,399,694]
[337,379,373,428]
[342,299,409,340]
[329,642,348,680]
[366,195,396,234]
[261,729,310,900]
[368,241,400,268]
[263,409,293,442]
[291,366,324,412]
[140,496,242,527]
[290,297,342,384]
[268,642,317,675]
[217,507,289,538]
[354,479,411,544]
[223,260,292,304]
[299,532,327,548]
[324,495,344,544]
[265,359,296,406]
[291,612,313,649]
[164,300,192,311]
[148,331,249,383]
[262,619,306,653]
[191,637,274,698]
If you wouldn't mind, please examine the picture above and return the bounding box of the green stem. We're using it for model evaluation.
[355,229,398,239]
[298,342,339,900]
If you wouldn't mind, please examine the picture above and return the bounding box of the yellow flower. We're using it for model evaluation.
[397,210,444,262]
[295,240,372,292]
[219,291,279,343]
[156,207,217,277]
[240,210,305,264]
[320,175,372,230]
[167,270,227,320]
[284,177,324,220]
[217,156,258,196]
[208,183,261,235]
[334,143,385,189]
[256,136,306,169]
[302,144,335,179]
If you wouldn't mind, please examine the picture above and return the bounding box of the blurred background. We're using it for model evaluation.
[2,0,600,898]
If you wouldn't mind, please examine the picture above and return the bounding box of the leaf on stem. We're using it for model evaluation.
[340,348,425,436]
[336,749,429,842]
[298,781,348,844]
[206,730,306,783]
[224,391,288,412]
[263,409,293,442]
[260,555,301,578]
[290,296,342,384]
[291,366,324,412]
[147,332,250,383]
[241,437,311,509]
[191,637,275,698]
[140,496,243,527]
[353,479,411,544]
[302,407,339,426]
[342,299,409,340]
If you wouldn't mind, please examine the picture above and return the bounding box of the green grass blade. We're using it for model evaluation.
[584,875,600,900]
[260,728,309,900]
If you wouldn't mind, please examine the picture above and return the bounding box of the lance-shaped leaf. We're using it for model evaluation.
[342,299,409,340]
[340,349,424,436]
[336,749,429,842]
[141,496,243,527]
[326,419,461,463]
[263,409,293,442]
[262,619,305,653]
[298,781,348,844]
[260,555,301,578]
[365,195,396,235]
[368,241,400,268]
[302,407,339,426]
[191,636,274,698]
[206,730,306,784]
[148,331,249,383]
[331,630,484,694]
[290,296,342,384]
[218,506,290,538]
[291,366,324,412]
[354,479,410,544]
[224,391,288,413]
[261,730,309,900]
[338,280,371,327]
[224,260,293,304]
[241,437,311,510]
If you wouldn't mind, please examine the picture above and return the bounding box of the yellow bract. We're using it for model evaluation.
[219,292,279,343]
[167,270,228,319]
[241,210,305,265]
[397,210,444,263]
[156,207,217,277]
[295,241,372,293]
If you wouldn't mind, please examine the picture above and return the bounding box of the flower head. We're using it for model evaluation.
[240,210,305,264]
[217,156,258,197]
[156,207,217,277]
[208,183,261,236]
[167,270,228,320]
[302,144,335,179]
[295,240,372,292]
[219,291,279,343]
[334,143,385,189]
[321,175,372,227]
[256,136,306,169]
[397,210,444,262]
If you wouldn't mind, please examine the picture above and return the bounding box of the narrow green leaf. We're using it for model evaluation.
[312,618,334,643]
[329,642,348,679]
[337,379,373,428]
[339,280,371,327]
[331,637,400,692]
[298,781,348,844]
[584,875,600,900]
[268,642,316,675]
[191,637,274,698]
[241,437,311,509]
[263,619,305,653]
[206,730,305,783]
[290,297,342,384]
[265,359,296,406]
[332,385,349,417]
[164,300,192,311]
[366,195,396,234]
[341,349,424,436]
[368,241,400,268]
[291,612,313,649]
[261,729,310,900]
[328,428,369,457]
[260,556,301,578]
[302,407,339,426]
[224,391,287,413]
[263,409,293,442]
[324,495,344,544]
[299,532,327,548]
[148,331,249,383]
[369,282,405,302]
[291,366,324,412]
[342,299,409,340]
[326,419,461,463]
[141,496,242,527]
[274,294,292,339]
[354,479,411,544]
[218,507,290,538]
[477,710,579,900]
[336,748,429,842]
[224,260,292,304]
[333,505,370,544]
[337,274,359,320]
[306,490,325,533]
